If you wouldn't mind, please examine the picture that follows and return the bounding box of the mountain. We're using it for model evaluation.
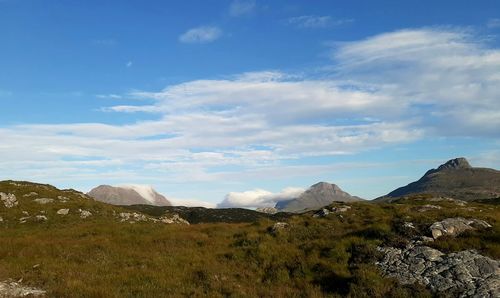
[375,157,500,202]
[275,182,363,213]
[88,185,171,206]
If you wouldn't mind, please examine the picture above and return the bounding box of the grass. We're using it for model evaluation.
[0,181,499,297]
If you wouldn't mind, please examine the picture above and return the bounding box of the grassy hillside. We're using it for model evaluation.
[1,181,499,297]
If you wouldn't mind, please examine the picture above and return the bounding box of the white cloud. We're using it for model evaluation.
[487,18,500,28]
[169,197,217,208]
[96,94,122,99]
[179,26,222,44]
[218,187,304,208]
[288,15,352,28]
[229,0,256,17]
[126,61,133,68]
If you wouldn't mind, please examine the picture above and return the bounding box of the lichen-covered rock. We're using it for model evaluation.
[1,193,18,208]
[33,198,54,205]
[57,209,69,215]
[0,279,46,297]
[159,214,189,225]
[79,209,92,219]
[430,217,492,239]
[57,196,70,202]
[377,245,500,297]
[119,212,149,223]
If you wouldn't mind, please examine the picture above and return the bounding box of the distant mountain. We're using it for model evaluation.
[275,182,363,213]
[88,185,171,206]
[375,157,500,202]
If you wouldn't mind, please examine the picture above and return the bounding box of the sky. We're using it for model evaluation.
[1,0,500,208]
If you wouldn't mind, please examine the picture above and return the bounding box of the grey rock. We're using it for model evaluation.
[22,192,38,198]
[1,193,18,208]
[79,209,92,219]
[158,214,189,225]
[56,209,69,215]
[377,245,500,297]
[313,208,330,218]
[270,222,289,234]
[0,279,46,297]
[35,215,48,222]
[119,212,149,223]
[430,218,492,239]
[414,204,442,212]
[33,198,54,204]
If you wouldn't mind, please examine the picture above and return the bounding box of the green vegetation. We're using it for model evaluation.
[0,181,499,297]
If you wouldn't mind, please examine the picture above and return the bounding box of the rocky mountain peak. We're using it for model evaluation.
[436,157,471,171]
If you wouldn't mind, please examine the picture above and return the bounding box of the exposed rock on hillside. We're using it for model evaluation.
[377,244,500,297]
[275,182,362,213]
[429,217,492,239]
[1,193,18,208]
[0,279,46,297]
[88,185,171,206]
[376,158,500,202]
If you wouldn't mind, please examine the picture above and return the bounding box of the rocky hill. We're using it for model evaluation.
[375,157,500,202]
[88,185,171,206]
[275,182,363,213]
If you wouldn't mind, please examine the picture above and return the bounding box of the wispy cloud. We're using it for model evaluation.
[179,26,222,44]
[487,18,500,28]
[96,94,123,99]
[288,15,353,28]
[229,0,256,17]
[1,27,500,204]
[126,61,133,68]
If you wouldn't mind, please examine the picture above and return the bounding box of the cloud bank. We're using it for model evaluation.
[1,28,500,205]
[218,187,304,208]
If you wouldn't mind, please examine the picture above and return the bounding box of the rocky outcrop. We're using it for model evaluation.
[376,158,500,202]
[275,182,362,213]
[158,214,189,225]
[429,218,492,239]
[1,193,18,208]
[0,280,45,297]
[377,244,500,297]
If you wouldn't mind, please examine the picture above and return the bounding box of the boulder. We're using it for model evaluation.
[313,208,330,218]
[56,209,69,215]
[79,209,92,219]
[377,244,500,297]
[430,218,492,239]
[35,215,48,222]
[0,280,46,297]
[33,198,54,204]
[414,204,442,212]
[270,222,289,234]
[0,193,18,208]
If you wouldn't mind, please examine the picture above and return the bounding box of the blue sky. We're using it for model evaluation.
[1,0,500,207]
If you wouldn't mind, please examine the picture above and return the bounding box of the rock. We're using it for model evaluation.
[0,279,46,297]
[19,217,30,224]
[159,214,189,225]
[255,207,278,214]
[23,192,38,197]
[57,196,70,202]
[430,218,492,239]
[377,245,500,297]
[0,216,3,222]
[35,215,48,222]
[57,209,69,215]
[270,222,289,234]
[1,193,18,208]
[414,204,442,212]
[22,211,29,216]
[79,209,92,219]
[33,198,54,204]
[119,212,149,223]
[403,222,416,230]
[313,208,330,218]
[332,205,351,212]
